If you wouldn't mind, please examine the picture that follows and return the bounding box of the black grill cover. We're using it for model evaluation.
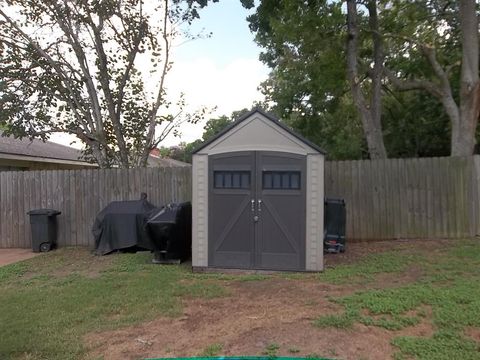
[147,202,192,261]
[92,199,159,255]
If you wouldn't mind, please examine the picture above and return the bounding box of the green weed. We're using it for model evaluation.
[315,240,480,360]
[199,343,223,357]
[263,343,280,357]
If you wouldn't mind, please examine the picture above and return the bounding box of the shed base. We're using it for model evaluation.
[191,266,322,274]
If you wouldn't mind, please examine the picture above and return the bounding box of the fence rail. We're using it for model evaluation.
[0,167,191,248]
[0,156,479,248]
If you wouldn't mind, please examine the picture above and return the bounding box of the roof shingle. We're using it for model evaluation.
[0,132,84,162]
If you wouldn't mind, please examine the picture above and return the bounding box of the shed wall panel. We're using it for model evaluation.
[306,154,324,271]
[192,154,209,267]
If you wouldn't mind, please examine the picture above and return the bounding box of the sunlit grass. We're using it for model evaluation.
[314,239,480,359]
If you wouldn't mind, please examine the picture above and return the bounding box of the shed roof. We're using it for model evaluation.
[192,108,325,155]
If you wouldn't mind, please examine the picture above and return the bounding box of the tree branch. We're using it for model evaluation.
[384,68,443,98]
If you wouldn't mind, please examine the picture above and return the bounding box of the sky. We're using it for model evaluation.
[51,1,269,148]
[164,1,268,145]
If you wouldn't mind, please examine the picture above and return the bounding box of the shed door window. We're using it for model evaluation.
[263,171,301,190]
[214,171,250,189]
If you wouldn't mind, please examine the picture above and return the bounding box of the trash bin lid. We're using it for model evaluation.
[27,209,61,216]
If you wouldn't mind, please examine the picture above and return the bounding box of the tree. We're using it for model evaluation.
[245,0,388,159]
[197,108,250,142]
[346,0,387,159]
[383,90,451,158]
[384,0,480,156]
[0,0,214,168]
[201,115,232,141]
[244,0,365,159]
[165,108,250,163]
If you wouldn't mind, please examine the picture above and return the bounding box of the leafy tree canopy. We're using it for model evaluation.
[0,0,216,167]
[245,0,477,159]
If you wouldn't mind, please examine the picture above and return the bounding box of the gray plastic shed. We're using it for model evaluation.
[191,109,325,272]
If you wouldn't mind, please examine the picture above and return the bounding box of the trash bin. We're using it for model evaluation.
[27,209,61,252]
[324,198,346,253]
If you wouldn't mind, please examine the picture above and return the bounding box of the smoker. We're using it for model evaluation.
[147,202,192,264]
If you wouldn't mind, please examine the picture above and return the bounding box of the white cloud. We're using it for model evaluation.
[49,57,269,149]
[161,56,268,146]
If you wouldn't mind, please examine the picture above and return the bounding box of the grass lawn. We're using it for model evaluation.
[0,250,226,360]
[0,239,479,360]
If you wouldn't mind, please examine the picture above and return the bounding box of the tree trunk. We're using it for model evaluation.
[346,0,387,159]
[453,0,480,156]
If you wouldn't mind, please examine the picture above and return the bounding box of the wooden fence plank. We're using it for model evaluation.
[7,171,13,248]
[11,172,19,248]
[434,158,445,238]
[2,157,478,247]
[474,156,480,236]
[17,172,26,248]
[22,171,31,248]
[343,161,353,239]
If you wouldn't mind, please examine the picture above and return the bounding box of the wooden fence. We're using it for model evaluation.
[0,156,479,248]
[0,167,191,248]
[325,156,480,241]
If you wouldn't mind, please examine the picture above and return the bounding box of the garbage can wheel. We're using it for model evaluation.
[40,242,51,252]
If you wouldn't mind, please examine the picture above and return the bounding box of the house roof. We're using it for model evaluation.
[147,154,191,168]
[0,132,95,165]
[192,108,326,155]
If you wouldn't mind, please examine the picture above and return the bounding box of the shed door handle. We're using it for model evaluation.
[258,199,262,212]
[251,199,255,212]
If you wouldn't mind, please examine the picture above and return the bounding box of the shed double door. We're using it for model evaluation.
[208,151,306,270]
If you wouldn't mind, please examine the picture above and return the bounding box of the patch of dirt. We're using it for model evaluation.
[85,278,434,360]
[373,265,424,289]
[24,248,115,279]
[85,239,456,360]
[61,249,117,278]
[464,327,480,342]
[0,249,41,267]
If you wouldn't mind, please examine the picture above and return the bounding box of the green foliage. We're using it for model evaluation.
[160,140,203,163]
[246,0,472,159]
[360,314,420,331]
[263,343,280,357]
[247,0,364,160]
[0,0,215,167]
[166,108,249,163]
[202,115,233,141]
[382,91,451,158]
[199,343,224,357]
[392,331,480,360]
[314,308,359,329]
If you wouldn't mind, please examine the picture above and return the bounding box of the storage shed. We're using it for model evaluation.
[192,109,325,272]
